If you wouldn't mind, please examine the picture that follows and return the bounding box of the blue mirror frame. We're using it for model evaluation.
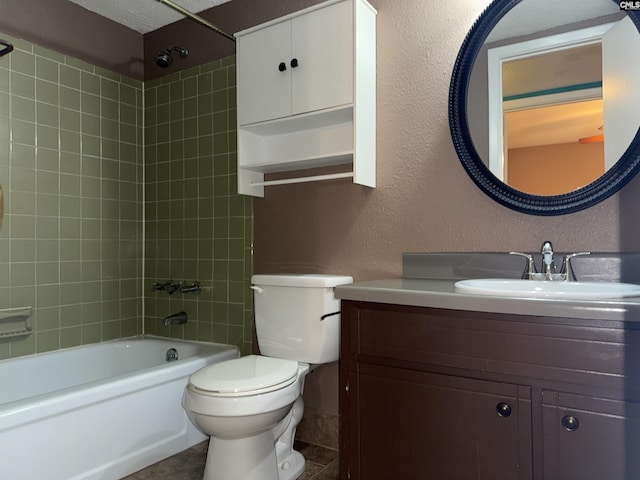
[449,0,640,216]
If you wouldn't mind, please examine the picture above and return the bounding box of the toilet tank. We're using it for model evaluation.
[251,274,353,364]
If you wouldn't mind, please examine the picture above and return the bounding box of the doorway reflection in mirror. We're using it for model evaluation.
[502,44,604,195]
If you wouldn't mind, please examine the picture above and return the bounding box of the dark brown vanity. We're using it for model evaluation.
[343,0,640,473]
[336,254,640,480]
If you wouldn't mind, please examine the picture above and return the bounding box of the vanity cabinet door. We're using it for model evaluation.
[349,363,533,480]
[237,0,353,126]
[542,391,640,480]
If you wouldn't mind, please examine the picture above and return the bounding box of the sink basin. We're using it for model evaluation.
[454,279,640,299]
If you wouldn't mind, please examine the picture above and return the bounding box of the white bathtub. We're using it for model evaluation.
[0,336,238,480]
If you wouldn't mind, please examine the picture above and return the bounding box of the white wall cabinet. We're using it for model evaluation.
[237,0,353,126]
[236,0,376,197]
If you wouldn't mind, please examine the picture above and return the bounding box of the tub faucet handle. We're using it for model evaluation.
[152,281,173,292]
[166,281,184,295]
[180,281,202,295]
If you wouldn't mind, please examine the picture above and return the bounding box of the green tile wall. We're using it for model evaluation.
[0,36,251,360]
[143,57,253,355]
[0,34,144,359]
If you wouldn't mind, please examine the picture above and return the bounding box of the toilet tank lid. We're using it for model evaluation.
[252,274,353,288]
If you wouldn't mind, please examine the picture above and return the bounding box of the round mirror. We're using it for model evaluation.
[449,0,640,215]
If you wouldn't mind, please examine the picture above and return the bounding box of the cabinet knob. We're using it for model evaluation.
[278,62,287,72]
[562,415,580,432]
[496,402,512,417]
[291,58,299,68]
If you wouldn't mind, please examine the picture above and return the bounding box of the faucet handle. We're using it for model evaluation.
[561,252,591,281]
[152,280,173,292]
[180,281,202,295]
[509,251,537,279]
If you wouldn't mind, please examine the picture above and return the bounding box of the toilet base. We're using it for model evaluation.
[277,449,305,480]
[204,430,277,480]
[202,434,305,480]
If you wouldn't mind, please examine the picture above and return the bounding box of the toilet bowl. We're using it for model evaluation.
[183,274,352,480]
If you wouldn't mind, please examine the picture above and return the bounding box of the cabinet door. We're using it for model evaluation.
[350,363,532,480]
[237,20,292,125]
[291,0,353,115]
[542,391,640,480]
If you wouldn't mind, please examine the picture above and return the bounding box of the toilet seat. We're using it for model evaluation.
[189,355,299,397]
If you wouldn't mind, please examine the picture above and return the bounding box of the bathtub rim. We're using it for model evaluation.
[0,335,239,432]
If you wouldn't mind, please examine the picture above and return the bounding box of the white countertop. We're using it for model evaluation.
[335,278,640,322]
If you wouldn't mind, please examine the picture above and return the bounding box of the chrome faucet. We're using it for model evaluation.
[510,242,590,281]
[540,241,555,280]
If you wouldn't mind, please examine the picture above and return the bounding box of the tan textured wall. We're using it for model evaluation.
[254,0,635,281]
[0,0,143,79]
[253,0,640,413]
[144,0,328,80]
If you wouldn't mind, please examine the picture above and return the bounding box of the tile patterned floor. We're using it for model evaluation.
[123,440,338,480]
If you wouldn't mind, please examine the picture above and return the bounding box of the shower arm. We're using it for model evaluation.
[154,0,236,43]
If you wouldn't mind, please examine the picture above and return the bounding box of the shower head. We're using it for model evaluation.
[155,49,173,68]
[155,46,189,68]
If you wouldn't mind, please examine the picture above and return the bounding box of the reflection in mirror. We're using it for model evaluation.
[489,24,609,194]
[450,0,640,215]
[468,0,640,194]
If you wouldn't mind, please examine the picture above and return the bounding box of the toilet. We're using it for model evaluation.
[182,274,353,480]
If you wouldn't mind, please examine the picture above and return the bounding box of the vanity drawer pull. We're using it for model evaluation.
[562,415,580,432]
[496,402,512,417]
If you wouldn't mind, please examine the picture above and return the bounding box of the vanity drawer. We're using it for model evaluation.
[346,301,640,393]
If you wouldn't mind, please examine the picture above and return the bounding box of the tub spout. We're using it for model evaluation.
[163,311,188,326]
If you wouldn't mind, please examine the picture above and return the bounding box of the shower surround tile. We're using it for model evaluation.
[0,32,144,359]
[143,57,253,355]
[0,35,252,361]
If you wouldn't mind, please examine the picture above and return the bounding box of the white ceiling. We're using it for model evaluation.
[68,0,233,34]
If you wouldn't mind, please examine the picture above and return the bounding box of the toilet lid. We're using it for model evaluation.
[189,355,299,396]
